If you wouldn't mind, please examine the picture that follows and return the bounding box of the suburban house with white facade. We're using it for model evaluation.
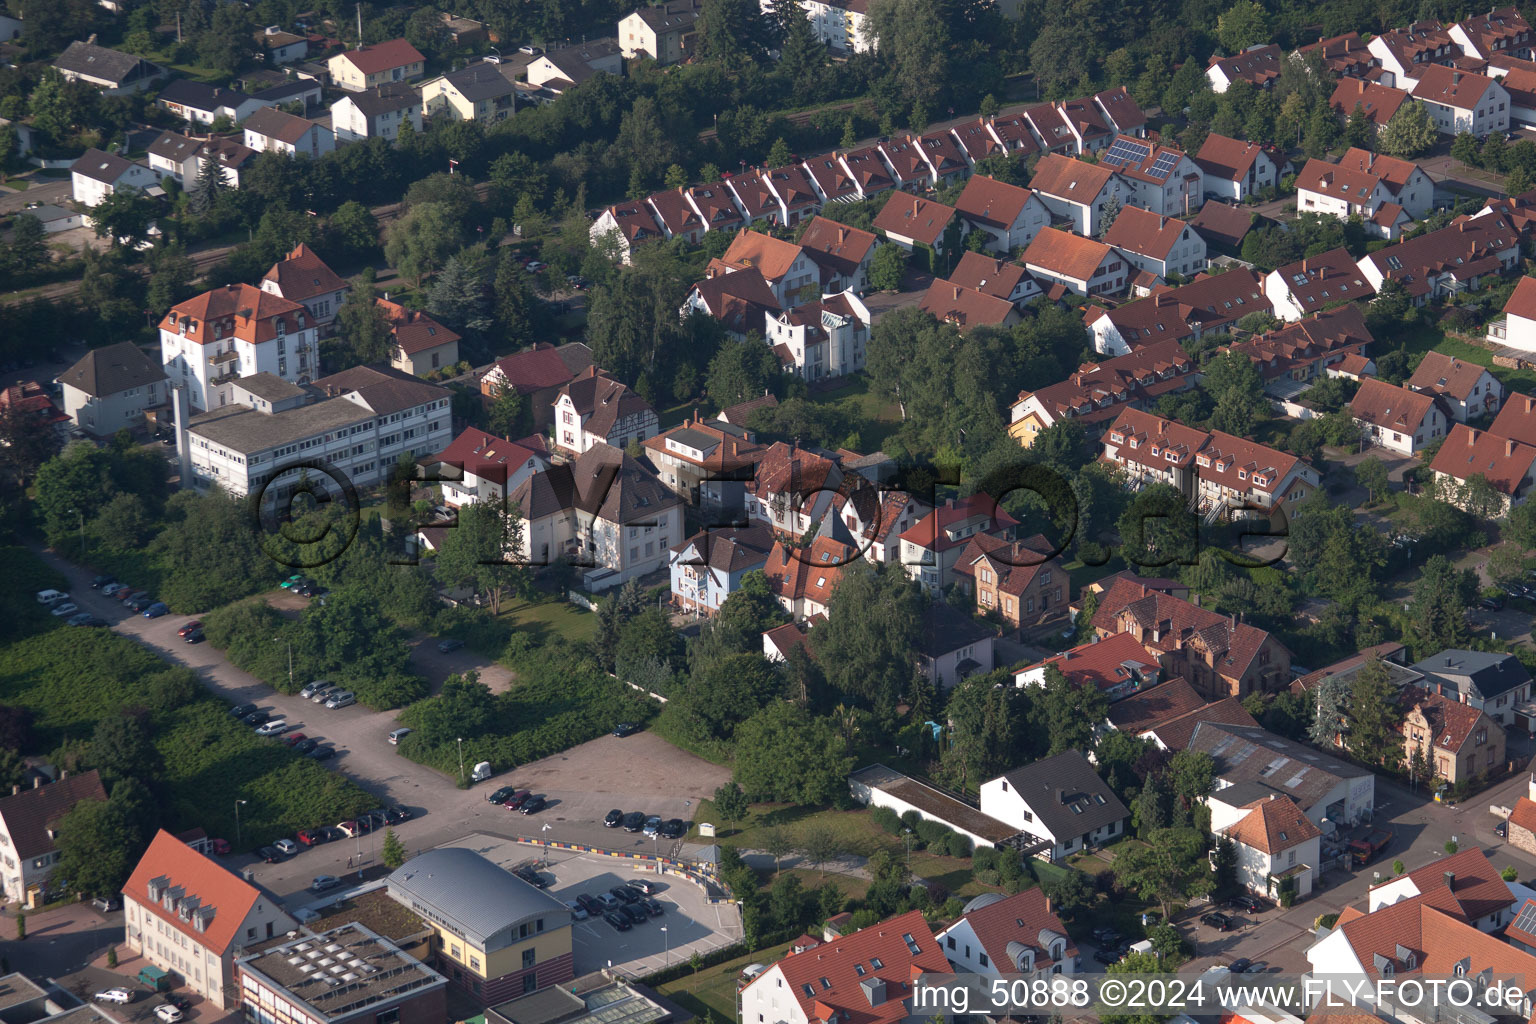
[161,283,320,412]
[1217,793,1323,902]
[933,890,1077,979]
[259,244,348,333]
[764,292,872,381]
[54,40,164,93]
[667,523,774,616]
[431,428,548,509]
[1194,133,1290,201]
[1411,64,1511,136]
[0,771,107,907]
[1406,350,1504,422]
[1026,154,1133,236]
[552,367,658,455]
[1102,206,1208,280]
[327,39,425,92]
[1349,378,1450,455]
[70,148,156,209]
[979,751,1131,861]
[330,83,422,143]
[952,174,1050,252]
[58,342,167,437]
[241,107,334,158]
[1022,227,1129,297]
[1264,248,1376,321]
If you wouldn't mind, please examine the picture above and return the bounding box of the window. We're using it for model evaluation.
[523,948,536,968]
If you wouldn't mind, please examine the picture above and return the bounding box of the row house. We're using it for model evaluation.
[840,145,897,198]
[683,265,781,339]
[1101,407,1320,520]
[915,129,972,187]
[947,251,1043,307]
[764,536,855,620]
[1297,148,1433,232]
[1411,64,1511,135]
[1092,577,1293,698]
[1429,423,1536,514]
[1098,134,1205,217]
[819,476,926,566]
[1206,44,1284,92]
[713,229,820,307]
[872,193,958,263]
[259,243,348,333]
[478,342,593,431]
[552,367,658,455]
[897,493,1017,594]
[801,153,860,204]
[1022,227,1128,297]
[642,416,764,511]
[952,175,1050,253]
[1085,269,1272,355]
[1450,6,1534,61]
[877,133,962,191]
[1298,32,1386,82]
[1406,350,1504,421]
[1027,154,1133,236]
[667,522,775,616]
[431,427,548,509]
[146,131,255,188]
[327,39,425,91]
[1102,206,1208,280]
[1021,102,1078,155]
[1224,303,1375,389]
[684,181,745,235]
[1008,337,1198,446]
[1369,21,1460,88]
[747,442,844,537]
[1356,212,1523,303]
[1349,377,1449,454]
[1329,78,1412,133]
[765,292,873,381]
[588,199,666,263]
[751,163,823,227]
[241,106,333,159]
[508,443,683,582]
[1263,247,1376,321]
[188,368,451,499]
[1497,65,1536,125]
[1193,133,1292,202]
[797,216,880,294]
[918,280,1023,332]
[1057,94,1115,153]
[160,283,319,412]
[951,532,1069,628]
[646,186,706,244]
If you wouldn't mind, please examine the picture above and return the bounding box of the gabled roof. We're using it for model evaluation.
[920,600,996,657]
[1093,86,1147,134]
[948,252,1030,299]
[948,889,1075,974]
[764,536,855,607]
[436,60,517,101]
[313,364,449,415]
[1226,303,1373,381]
[161,283,308,345]
[1505,275,1536,323]
[1208,45,1284,87]
[798,217,878,282]
[1295,156,1390,203]
[1092,570,1284,682]
[1190,722,1370,812]
[801,155,859,202]
[1224,793,1321,854]
[628,0,704,33]
[1490,391,1536,446]
[1023,227,1114,282]
[1088,269,1269,345]
[1270,247,1375,314]
[1145,697,1258,750]
[72,148,141,185]
[1399,686,1495,755]
[122,829,270,955]
[953,175,1039,231]
[727,169,782,222]
[642,416,765,471]
[1291,642,1409,693]
[1337,147,1426,194]
[686,182,743,232]
[58,341,166,398]
[378,298,459,354]
[873,193,956,247]
[1099,134,1195,186]
[148,131,202,163]
[987,113,1042,156]
[898,493,1016,553]
[1330,78,1411,126]
[750,442,841,501]
[487,343,591,396]
[761,163,820,212]
[332,38,424,75]
[243,106,320,144]
[1035,631,1161,696]
[646,187,704,238]
[55,40,157,84]
[1335,901,1536,983]
[878,135,930,183]
[670,522,775,573]
[918,281,1018,331]
[1376,847,1517,926]
[1194,133,1278,182]
[1023,103,1075,151]
[157,79,252,113]
[721,229,805,282]
[558,367,656,438]
[1057,96,1112,144]
[1012,337,1195,427]
[1408,350,1496,401]
[1411,649,1531,701]
[1350,378,1441,432]
[1102,206,1191,261]
[993,751,1130,837]
[1412,63,1501,109]
[1106,675,1206,734]
[918,128,968,177]
[689,266,781,334]
[1027,153,1117,203]
[338,82,421,116]
[1454,6,1531,56]
[262,243,346,303]
[840,146,894,193]
[510,442,679,525]
[433,428,543,487]
[0,771,106,858]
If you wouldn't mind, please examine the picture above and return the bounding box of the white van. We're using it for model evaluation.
[471,761,493,782]
[35,589,68,605]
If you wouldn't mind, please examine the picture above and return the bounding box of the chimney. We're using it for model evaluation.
[1444,870,1456,888]
[1056,787,1066,803]
[1469,428,1479,444]
[9,785,16,796]
[1044,895,1052,914]
[1508,439,1517,456]
[1358,79,1367,92]
[1527,396,1536,413]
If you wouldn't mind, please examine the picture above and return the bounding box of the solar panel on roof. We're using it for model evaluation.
[1104,138,1150,167]
[1151,152,1180,176]
[1512,899,1536,936]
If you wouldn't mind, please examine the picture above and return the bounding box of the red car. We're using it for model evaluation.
[178,620,203,637]
[281,733,306,747]
[295,828,322,846]
[208,838,230,855]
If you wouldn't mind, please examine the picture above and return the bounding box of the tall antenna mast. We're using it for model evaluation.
[356,2,363,49]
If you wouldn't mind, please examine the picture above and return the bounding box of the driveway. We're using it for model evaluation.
[0,177,72,216]
[34,551,730,911]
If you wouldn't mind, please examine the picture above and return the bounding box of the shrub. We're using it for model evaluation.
[914,819,953,848]
[972,846,998,873]
[871,806,903,834]
[899,809,922,832]
[945,833,973,858]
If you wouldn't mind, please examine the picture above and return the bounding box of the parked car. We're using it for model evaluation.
[143,602,169,618]
[659,818,686,839]
[1497,820,1509,838]
[514,865,545,888]
[1480,596,1505,611]
[437,638,465,653]
[641,897,664,917]
[605,808,624,828]
[502,789,532,810]
[177,620,203,637]
[230,703,257,718]
[576,894,603,915]
[280,574,307,589]
[255,719,289,736]
[488,786,518,804]
[127,595,154,612]
[626,878,658,895]
[273,839,298,856]
[102,583,127,596]
[49,602,79,616]
[183,629,204,644]
[162,995,190,1012]
[308,745,337,760]
[1229,958,1254,974]
[620,903,648,926]
[1201,912,1234,931]
[243,710,271,726]
[1228,894,1267,913]
[336,821,360,838]
[603,910,631,932]
[565,900,589,921]
[595,892,620,909]
[92,895,121,912]
[36,589,69,604]
[310,683,340,703]
[1092,949,1121,966]
[642,816,662,837]
[324,692,356,709]
[94,990,133,1005]
[520,795,547,814]
[66,612,95,626]
[116,587,141,602]
[299,680,332,699]
[622,811,645,832]
[388,728,412,745]
[293,738,319,754]
[384,807,410,824]
[90,575,115,589]
[258,846,282,863]
[609,885,639,905]
[310,875,343,893]
[613,722,639,737]
[296,828,323,846]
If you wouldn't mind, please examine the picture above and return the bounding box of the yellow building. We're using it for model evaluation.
[419,61,517,123]
[386,848,573,1004]
[328,39,426,93]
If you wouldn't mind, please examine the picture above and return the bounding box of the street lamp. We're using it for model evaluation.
[456,737,465,785]
[902,828,914,878]
[235,799,247,850]
[272,636,293,690]
[660,925,669,966]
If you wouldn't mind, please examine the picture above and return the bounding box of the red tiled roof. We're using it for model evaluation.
[1490,391,1536,446]
[558,366,655,439]
[1226,304,1373,381]
[1102,206,1192,261]
[261,243,345,302]
[749,442,841,502]
[1455,6,1532,55]
[988,113,1042,156]
[122,829,269,956]
[721,229,805,282]
[728,169,781,221]
[604,200,664,244]
[878,135,930,183]
[956,889,1076,974]
[1106,676,1206,733]
[1058,96,1112,143]
[1194,133,1271,181]
[1385,847,1517,926]
[689,266,781,334]
[647,187,704,237]
[1503,275,1536,322]
[1092,572,1280,681]
[1023,226,1114,281]
[798,216,877,284]
[687,182,743,231]
[1372,20,1455,72]
[918,281,1018,331]
[377,298,458,355]
[1408,350,1495,401]
[1011,338,1195,426]
[642,416,765,471]
[1511,796,1536,835]
[1400,686,1493,754]
[950,118,1006,162]
[953,175,1038,231]
[840,146,894,192]
[763,163,820,213]
[898,494,1017,553]
[433,427,542,487]
[1102,406,1209,471]
[1290,642,1407,693]
[1350,378,1440,432]
[763,620,813,660]
[872,192,956,247]
[1270,247,1375,314]
[1224,793,1320,854]
[487,343,590,395]
[948,252,1031,299]
[764,536,855,607]
[1208,44,1283,87]
[1028,153,1116,204]
[161,283,308,345]
[334,38,423,75]
[1330,78,1410,126]
[1337,147,1425,193]
[1093,86,1147,133]
[1035,631,1161,694]
[801,155,858,203]
[1023,103,1075,151]
[1413,63,1501,109]
[1087,269,1269,346]
[1429,423,1536,495]
[1146,697,1259,750]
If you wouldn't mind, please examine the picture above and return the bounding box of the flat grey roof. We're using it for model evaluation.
[189,396,373,455]
[489,978,678,1024]
[386,848,569,951]
[236,922,445,1023]
[234,372,308,404]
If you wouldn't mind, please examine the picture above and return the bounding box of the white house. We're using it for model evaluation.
[327,39,426,92]
[1194,133,1290,201]
[1102,206,1208,280]
[1022,227,1129,297]
[259,244,348,333]
[747,442,844,539]
[1099,134,1206,217]
[0,771,107,906]
[1411,64,1511,136]
[1364,847,1519,932]
[978,752,1130,861]
[952,174,1050,253]
[667,523,774,616]
[1367,21,1459,90]
[330,84,422,143]
[58,341,167,437]
[156,80,271,125]
[1496,275,1536,352]
[1026,154,1133,236]
[241,107,334,159]
[1218,793,1322,901]
[589,201,664,263]
[1450,7,1535,61]
[1195,721,1377,829]
[641,416,764,511]
[160,284,320,413]
[1206,44,1283,93]
[53,40,163,93]
[783,0,874,54]
[552,367,658,455]
[123,830,298,1009]
[764,292,871,381]
[430,427,548,509]
[70,148,156,209]
[1263,248,1376,321]
[934,890,1077,979]
[1406,350,1505,422]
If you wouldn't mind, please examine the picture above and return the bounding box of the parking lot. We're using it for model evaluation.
[438,833,744,978]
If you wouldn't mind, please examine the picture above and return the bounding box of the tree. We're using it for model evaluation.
[1408,554,1478,655]
[0,401,58,483]
[1,214,50,285]
[1345,103,1376,150]
[1212,835,1239,897]
[1217,0,1270,52]
[866,0,951,114]
[381,829,406,868]
[428,248,494,340]
[1347,657,1404,768]
[1451,131,1481,167]
[1113,826,1212,918]
[1354,457,1389,504]
[90,714,160,784]
[868,243,907,291]
[808,563,924,714]
[797,824,845,878]
[1203,349,1266,435]
[1379,100,1436,158]
[91,188,155,249]
[486,385,530,440]
[762,826,793,873]
[334,272,393,367]
[713,781,750,822]
[54,791,151,897]
[188,156,231,217]
[324,201,380,261]
[697,0,768,62]
[433,500,528,614]
[1097,194,1122,239]
[941,671,1033,791]
[1043,869,1095,920]
[384,202,465,287]
[732,702,853,805]
[1310,672,1348,747]
[1033,665,1109,756]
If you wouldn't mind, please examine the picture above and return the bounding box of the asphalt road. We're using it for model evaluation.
[0,179,72,216]
[35,550,729,912]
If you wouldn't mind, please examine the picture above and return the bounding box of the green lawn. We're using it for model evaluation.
[501,597,597,645]
[806,375,904,450]
[1429,332,1536,393]
[656,940,796,1022]
[695,801,902,859]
